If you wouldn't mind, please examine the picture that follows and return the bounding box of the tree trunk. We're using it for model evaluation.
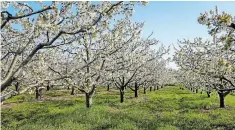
[15,82,20,93]
[161,86,163,88]
[218,92,225,108]
[120,90,124,103]
[46,81,50,91]
[196,89,198,93]
[135,89,138,97]
[46,85,50,91]
[107,84,110,91]
[154,86,156,91]
[218,91,230,108]
[134,83,138,98]
[157,86,159,90]
[150,87,152,92]
[71,86,75,95]
[35,86,40,100]
[207,91,211,98]
[144,87,147,94]
[85,93,92,108]
[47,81,51,91]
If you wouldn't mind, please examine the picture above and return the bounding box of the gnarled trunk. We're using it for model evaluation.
[46,81,50,91]
[135,89,138,97]
[107,84,110,91]
[15,82,20,93]
[134,83,138,97]
[150,87,152,92]
[218,92,225,108]
[71,86,75,95]
[218,91,230,108]
[84,85,96,108]
[35,86,40,100]
[207,91,211,98]
[120,90,124,103]
[85,93,92,108]
[144,87,147,94]
[46,85,50,91]
[196,89,198,93]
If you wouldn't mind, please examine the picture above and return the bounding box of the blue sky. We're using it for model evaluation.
[129,1,235,69]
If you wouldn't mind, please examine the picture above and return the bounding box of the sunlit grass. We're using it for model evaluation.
[1,86,235,130]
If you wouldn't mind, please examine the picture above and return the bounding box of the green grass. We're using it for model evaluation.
[1,86,235,130]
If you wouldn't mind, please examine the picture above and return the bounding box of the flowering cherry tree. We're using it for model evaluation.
[1,1,148,101]
[174,7,235,108]
[45,19,150,107]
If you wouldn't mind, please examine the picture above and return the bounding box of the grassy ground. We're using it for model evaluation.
[1,86,235,130]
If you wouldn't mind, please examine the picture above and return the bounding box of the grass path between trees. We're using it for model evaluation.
[1,86,235,130]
